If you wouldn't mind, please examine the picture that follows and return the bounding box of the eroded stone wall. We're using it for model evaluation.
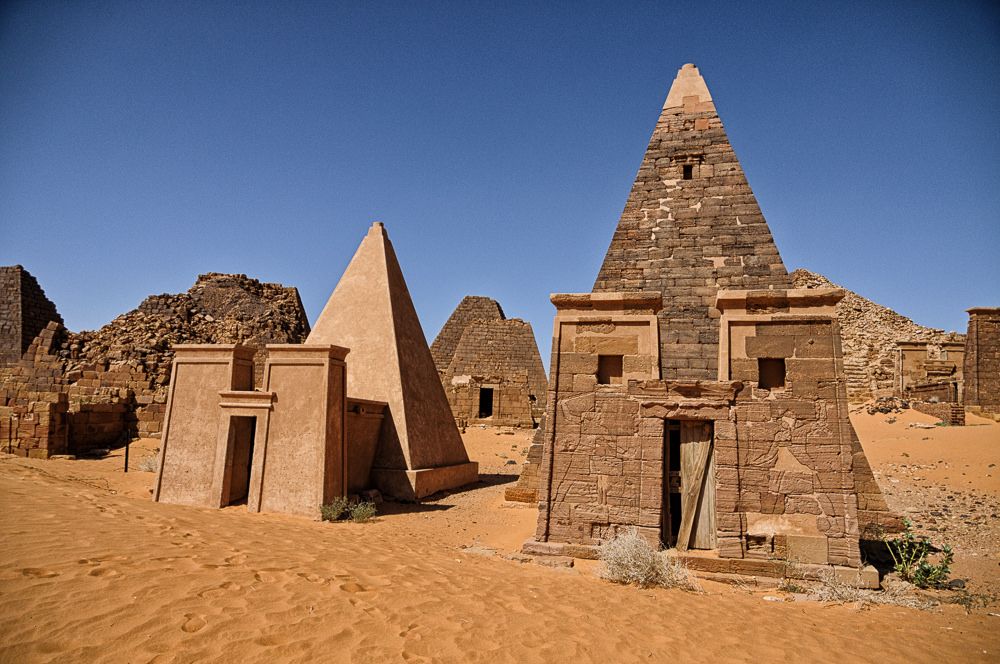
[433,296,547,429]
[0,266,63,366]
[0,273,310,456]
[792,269,964,402]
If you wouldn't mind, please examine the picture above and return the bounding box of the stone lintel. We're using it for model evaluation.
[265,343,349,362]
[347,396,388,416]
[550,291,663,313]
[218,390,275,410]
[171,344,257,361]
[967,307,1000,316]
[896,339,965,349]
[628,378,742,403]
[715,288,844,311]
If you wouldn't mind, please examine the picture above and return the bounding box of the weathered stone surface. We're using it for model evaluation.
[964,307,1000,413]
[593,63,791,381]
[792,269,964,402]
[430,296,505,371]
[526,63,899,571]
[0,265,63,366]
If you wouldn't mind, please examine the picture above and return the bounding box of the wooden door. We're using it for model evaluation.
[677,421,716,551]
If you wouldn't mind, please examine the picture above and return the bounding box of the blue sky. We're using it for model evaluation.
[2,1,998,367]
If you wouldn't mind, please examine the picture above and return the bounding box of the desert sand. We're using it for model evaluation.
[1,420,999,663]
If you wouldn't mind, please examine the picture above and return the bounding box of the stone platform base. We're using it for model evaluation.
[521,539,879,589]
[372,461,479,501]
[503,487,537,503]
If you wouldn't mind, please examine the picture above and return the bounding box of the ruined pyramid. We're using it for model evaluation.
[594,63,791,380]
[307,222,478,499]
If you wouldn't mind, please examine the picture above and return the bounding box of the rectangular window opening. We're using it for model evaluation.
[682,164,694,180]
[596,355,624,385]
[758,358,786,390]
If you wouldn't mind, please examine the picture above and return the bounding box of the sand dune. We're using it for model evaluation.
[1,426,998,663]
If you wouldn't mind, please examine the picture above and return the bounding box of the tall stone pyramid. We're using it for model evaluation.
[594,63,791,380]
[307,222,478,499]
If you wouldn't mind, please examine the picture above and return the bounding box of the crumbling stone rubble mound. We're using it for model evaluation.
[866,396,910,415]
[1,272,309,457]
[63,273,310,380]
[791,269,964,402]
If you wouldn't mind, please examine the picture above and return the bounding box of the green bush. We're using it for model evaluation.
[884,519,954,588]
[349,501,377,523]
[320,497,350,522]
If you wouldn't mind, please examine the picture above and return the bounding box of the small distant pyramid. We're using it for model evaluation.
[430,295,506,373]
[308,222,476,498]
[594,63,791,380]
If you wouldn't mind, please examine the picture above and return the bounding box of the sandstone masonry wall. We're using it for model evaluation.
[593,70,791,381]
[432,296,547,429]
[0,266,63,366]
[964,308,1000,413]
[442,318,548,427]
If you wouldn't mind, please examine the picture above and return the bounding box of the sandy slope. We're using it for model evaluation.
[1,425,999,663]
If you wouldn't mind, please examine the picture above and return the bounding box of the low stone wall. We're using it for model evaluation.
[0,391,68,458]
[911,401,965,426]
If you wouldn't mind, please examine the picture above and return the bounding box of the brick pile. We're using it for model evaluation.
[791,269,964,402]
[1,270,310,457]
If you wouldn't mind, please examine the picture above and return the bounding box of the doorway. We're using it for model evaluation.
[225,416,256,505]
[662,420,716,550]
[478,387,495,418]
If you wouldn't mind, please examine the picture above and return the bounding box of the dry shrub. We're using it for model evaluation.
[599,528,699,591]
[808,569,934,610]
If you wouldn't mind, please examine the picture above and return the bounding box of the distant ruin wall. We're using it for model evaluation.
[0,271,310,457]
[791,269,963,403]
[0,266,63,366]
[964,308,1000,413]
[911,401,965,426]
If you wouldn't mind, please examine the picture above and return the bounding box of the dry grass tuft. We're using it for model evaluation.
[807,569,935,610]
[599,528,700,591]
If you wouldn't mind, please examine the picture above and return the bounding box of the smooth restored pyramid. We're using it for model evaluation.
[307,222,478,499]
[593,63,792,381]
